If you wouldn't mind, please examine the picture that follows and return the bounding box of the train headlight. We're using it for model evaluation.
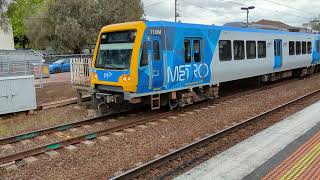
[92,72,98,80]
[121,74,131,82]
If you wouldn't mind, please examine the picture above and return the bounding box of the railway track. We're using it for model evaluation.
[0,116,107,146]
[0,76,297,146]
[0,108,150,146]
[0,112,169,165]
[0,77,310,167]
[109,89,320,180]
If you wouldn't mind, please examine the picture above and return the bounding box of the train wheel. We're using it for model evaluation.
[169,99,179,110]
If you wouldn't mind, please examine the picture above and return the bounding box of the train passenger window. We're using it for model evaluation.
[194,40,201,62]
[302,41,307,54]
[219,40,232,61]
[296,41,301,55]
[233,40,245,60]
[153,40,160,60]
[318,41,320,53]
[184,39,191,63]
[307,42,312,54]
[140,42,148,67]
[289,41,295,55]
[246,41,256,59]
[258,41,266,58]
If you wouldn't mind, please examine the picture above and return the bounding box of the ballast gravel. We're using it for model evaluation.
[1,75,320,179]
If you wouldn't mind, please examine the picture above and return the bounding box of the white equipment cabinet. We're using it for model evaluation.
[0,75,37,115]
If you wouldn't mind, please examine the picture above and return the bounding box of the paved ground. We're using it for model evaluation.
[175,100,320,180]
[253,127,320,179]
[34,72,71,86]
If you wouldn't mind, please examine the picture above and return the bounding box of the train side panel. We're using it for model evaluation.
[211,30,274,84]
[211,28,317,84]
[136,22,216,95]
[90,21,320,112]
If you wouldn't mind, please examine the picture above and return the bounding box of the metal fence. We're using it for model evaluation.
[0,51,93,88]
[70,57,91,89]
[44,54,92,64]
[0,50,47,88]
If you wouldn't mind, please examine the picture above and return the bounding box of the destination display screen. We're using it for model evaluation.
[100,30,136,44]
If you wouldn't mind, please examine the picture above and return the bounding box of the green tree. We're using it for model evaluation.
[27,0,144,53]
[5,0,45,48]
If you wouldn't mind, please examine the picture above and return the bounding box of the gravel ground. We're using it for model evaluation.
[0,112,164,158]
[0,79,85,138]
[0,79,83,138]
[1,75,320,179]
[140,92,320,179]
[0,105,88,138]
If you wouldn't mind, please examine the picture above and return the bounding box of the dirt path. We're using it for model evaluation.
[36,82,77,105]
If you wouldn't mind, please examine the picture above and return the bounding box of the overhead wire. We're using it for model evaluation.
[144,0,171,8]
[215,0,312,20]
[261,0,316,16]
[144,0,313,25]
[180,0,262,23]
[177,3,228,22]
[181,0,236,15]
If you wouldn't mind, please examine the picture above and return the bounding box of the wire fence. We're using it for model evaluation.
[0,51,47,88]
[44,54,92,64]
[0,51,93,88]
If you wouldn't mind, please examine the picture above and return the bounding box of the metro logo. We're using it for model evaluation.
[103,72,112,79]
[167,64,209,83]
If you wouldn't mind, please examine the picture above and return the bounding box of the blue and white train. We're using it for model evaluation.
[90,21,320,111]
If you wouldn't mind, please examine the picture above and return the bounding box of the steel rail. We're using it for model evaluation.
[109,89,320,180]
[0,111,170,165]
[0,77,308,165]
[0,85,266,165]
[0,107,144,146]
[0,116,107,146]
[0,77,297,146]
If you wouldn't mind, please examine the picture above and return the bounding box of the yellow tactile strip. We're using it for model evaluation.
[263,132,320,180]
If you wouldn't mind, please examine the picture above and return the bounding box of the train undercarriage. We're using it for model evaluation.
[91,85,219,115]
[91,64,320,115]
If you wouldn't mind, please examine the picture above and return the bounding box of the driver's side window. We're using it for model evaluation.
[140,42,148,67]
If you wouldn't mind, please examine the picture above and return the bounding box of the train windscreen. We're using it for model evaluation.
[95,30,136,70]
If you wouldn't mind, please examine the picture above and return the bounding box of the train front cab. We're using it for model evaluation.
[90,21,146,111]
[90,21,219,112]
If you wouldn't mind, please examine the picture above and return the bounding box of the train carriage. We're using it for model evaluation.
[90,21,320,113]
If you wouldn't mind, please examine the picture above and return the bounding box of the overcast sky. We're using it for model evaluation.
[142,0,320,27]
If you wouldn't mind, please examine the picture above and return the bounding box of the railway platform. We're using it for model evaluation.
[174,100,320,180]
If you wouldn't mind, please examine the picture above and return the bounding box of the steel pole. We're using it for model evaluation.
[175,0,177,22]
[247,10,249,27]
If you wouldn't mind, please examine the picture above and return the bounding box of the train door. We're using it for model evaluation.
[316,40,320,63]
[192,38,203,83]
[184,38,193,84]
[274,39,283,69]
[151,36,164,89]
